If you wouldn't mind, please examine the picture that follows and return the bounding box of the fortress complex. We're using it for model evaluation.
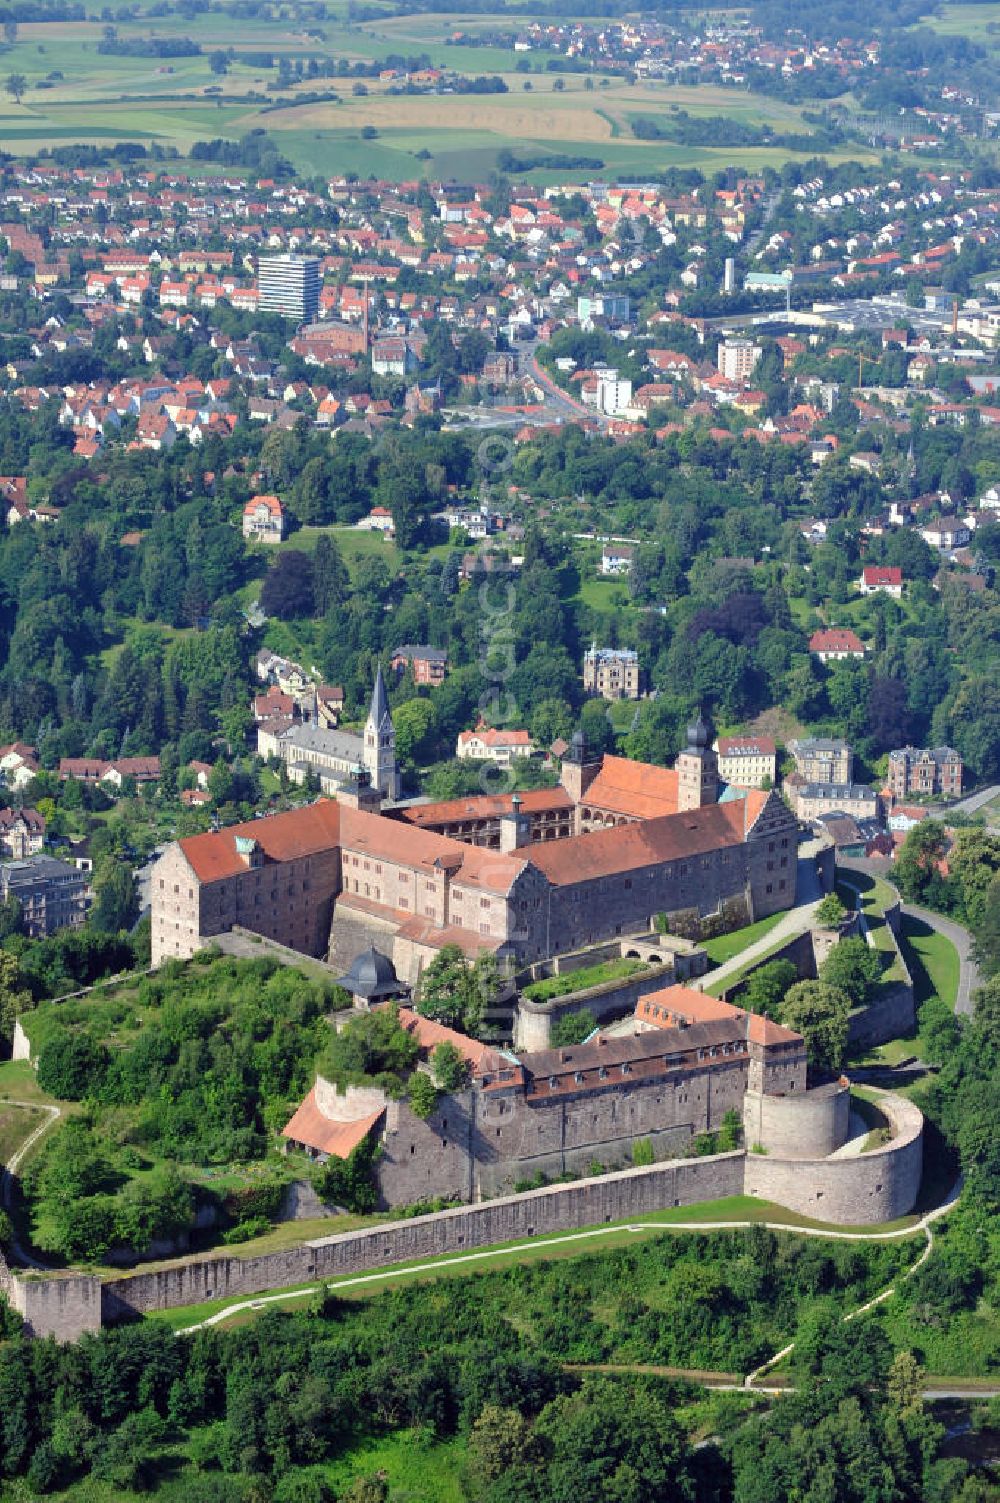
[282,981,858,1207]
[151,710,798,978]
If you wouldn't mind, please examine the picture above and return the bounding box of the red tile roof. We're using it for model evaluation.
[528,800,752,885]
[717,735,776,756]
[581,755,679,820]
[862,565,902,587]
[391,1006,501,1075]
[342,807,526,895]
[180,799,342,882]
[281,1088,383,1159]
[636,983,800,1045]
[398,788,573,829]
[809,628,866,654]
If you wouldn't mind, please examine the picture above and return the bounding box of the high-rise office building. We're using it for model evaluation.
[258,253,320,322]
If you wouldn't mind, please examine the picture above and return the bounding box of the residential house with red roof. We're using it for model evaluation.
[859,564,903,598]
[809,628,867,662]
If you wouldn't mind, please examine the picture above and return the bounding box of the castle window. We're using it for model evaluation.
[766,884,773,894]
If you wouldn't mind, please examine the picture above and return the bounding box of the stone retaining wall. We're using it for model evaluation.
[515,967,673,1052]
[103,1153,745,1321]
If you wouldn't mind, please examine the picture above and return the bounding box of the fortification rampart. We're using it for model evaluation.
[743,1091,923,1223]
[515,966,673,1051]
[743,1080,850,1159]
[1,1092,925,1342]
[103,1153,745,1321]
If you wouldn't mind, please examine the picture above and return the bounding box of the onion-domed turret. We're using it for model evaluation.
[687,709,713,751]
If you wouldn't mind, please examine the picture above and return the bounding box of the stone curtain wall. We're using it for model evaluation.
[103,1154,746,1321]
[7,1094,923,1341]
[847,984,915,1050]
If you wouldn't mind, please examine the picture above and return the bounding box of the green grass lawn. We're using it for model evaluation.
[898,914,960,1009]
[522,955,650,1002]
[839,872,907,980]
[0,1058,66,1111]
[702,911,787,966]
[0,1100,43,1165]
[152,1192,926,1333]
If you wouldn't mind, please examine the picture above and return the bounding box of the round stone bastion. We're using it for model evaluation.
[743,1089,923,1224]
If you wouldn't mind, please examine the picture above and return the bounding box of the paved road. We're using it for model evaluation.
[947,785,1000,817]
[699,851,823,991]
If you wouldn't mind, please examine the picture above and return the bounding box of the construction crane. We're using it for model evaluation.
[855,350,881,392]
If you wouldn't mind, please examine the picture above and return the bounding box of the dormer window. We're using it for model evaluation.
[235,835,263,869]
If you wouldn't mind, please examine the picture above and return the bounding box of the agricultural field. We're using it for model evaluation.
[917,1,1000,48]
[0,8,876,177]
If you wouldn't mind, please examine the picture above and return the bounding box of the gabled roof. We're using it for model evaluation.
[527,801,750,885]
[580,755,679,820]
[398,788,572,829]
[391,1006,501,1075]
[809,628,865,653]
[179,799,342,882]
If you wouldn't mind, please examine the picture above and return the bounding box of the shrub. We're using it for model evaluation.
[815,893,847,927]
[37,1032,108,1100]
[408,1072,439,1120]
[550,1008,598,1047]
[222,1217,270,1245]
